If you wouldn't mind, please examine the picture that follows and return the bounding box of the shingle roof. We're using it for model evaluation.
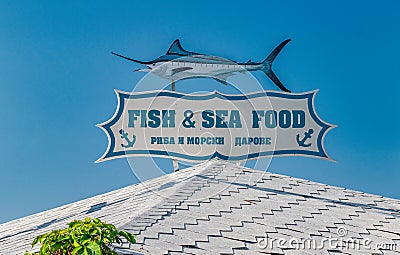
[1,160,399,255]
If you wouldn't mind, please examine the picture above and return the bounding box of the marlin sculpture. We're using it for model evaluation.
[112,39,292,92]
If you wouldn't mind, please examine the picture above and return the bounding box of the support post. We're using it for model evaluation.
[171,79,179,172]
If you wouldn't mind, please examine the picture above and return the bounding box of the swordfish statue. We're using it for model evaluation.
[112,39,292,92]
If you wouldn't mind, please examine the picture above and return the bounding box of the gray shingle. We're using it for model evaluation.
[0,159,399,255]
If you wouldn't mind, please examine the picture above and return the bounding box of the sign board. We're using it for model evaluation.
[97,90,334,162]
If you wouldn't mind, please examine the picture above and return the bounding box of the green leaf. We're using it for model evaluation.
[86,242,102,255]
[119,230,136,244]
[52,242,62,250]
[73,239,81,247]
[31,236,40,247]
[72,246,82,255]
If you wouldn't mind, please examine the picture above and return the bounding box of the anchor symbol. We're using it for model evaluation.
[296,128,314,147]
[119,129,136,148]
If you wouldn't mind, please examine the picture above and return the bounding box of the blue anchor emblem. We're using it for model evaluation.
[119,129,136,148]
[296,128,314,147]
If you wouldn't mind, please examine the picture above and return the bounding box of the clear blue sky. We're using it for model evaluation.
[0,1,399,223]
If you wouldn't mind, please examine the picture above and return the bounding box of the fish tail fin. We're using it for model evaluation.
[263,39,291,64]
[262,39,291,92]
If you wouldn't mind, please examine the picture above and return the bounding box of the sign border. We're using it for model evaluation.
[96,90,336,162]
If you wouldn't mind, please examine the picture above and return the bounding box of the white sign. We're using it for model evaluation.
[97,90,335,162]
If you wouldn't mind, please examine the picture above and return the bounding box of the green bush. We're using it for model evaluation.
[25,217,135,255]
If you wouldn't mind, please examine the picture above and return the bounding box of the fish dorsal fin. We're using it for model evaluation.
[166,39,195,56]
